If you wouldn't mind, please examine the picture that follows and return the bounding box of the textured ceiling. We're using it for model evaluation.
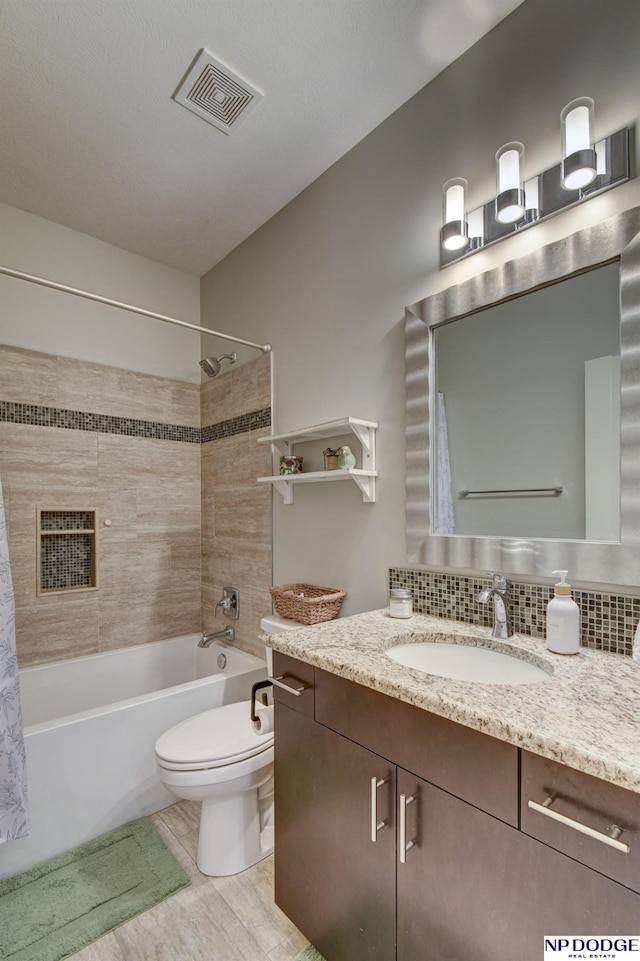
[0,0,524,276]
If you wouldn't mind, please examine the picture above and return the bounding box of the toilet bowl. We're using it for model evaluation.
[154,614,299,877]
[156,700,274,876]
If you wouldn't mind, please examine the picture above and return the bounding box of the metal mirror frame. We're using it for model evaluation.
[405,206,640,586]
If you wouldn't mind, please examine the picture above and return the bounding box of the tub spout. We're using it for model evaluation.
[198,627,235,647]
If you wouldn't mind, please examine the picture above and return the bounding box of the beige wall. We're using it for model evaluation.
[200,0,640,610]
[0,202,201,383]
[1,345,272,667]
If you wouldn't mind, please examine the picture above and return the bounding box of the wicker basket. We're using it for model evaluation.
[270,583,345,625]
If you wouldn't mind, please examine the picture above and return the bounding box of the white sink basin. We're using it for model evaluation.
[386,639,551,686]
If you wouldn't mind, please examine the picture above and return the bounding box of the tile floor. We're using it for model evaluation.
[67,800,309,961]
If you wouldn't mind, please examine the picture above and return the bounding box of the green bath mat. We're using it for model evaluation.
[293,947,326,961]
[0,817,190,961]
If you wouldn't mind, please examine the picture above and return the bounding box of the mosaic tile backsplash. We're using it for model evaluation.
[389,567,640,657]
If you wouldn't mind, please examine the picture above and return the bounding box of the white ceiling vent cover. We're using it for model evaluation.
[173,49,263,135]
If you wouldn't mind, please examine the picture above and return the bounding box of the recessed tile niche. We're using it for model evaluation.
[38,510,98,594]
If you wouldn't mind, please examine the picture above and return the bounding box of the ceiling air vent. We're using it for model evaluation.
[172,49,263,135]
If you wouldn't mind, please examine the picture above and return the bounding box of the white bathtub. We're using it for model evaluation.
[0,634,267,880]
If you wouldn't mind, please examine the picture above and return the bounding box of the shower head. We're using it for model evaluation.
[199,352,237,378]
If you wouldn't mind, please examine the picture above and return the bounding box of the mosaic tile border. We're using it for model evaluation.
[0,400,270,445]
[389,567,640,657]
[201,408,271,444]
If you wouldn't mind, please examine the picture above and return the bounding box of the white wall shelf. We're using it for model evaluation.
[257,417,378,504]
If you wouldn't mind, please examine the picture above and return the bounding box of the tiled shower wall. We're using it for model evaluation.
[200,355,273,659]
[0,344,272,667]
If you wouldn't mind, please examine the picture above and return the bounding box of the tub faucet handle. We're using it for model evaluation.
[214,586,240,620]
[215,597,231,617]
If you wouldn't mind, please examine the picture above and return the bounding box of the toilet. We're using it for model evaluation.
[154,614,299,876]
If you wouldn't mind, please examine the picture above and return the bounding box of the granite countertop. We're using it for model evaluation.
[266,609,640,795]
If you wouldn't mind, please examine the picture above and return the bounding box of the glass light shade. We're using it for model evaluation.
[441,178,469,251]
[561,97,597,190]
[467,208,484,248]
[524,177,539,213]
[495,142,525,224]
[595,139,607,176]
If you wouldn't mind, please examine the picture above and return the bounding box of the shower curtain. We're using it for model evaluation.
[434,392,455,535]
[0,477,29,843]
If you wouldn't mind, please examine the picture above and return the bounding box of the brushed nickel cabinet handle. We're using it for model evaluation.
[370,777,387,842]
[399,793,416,864]
[267,674,309,696]
[528,797,630,854]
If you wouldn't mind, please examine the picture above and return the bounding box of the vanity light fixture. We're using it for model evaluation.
[495,143,525,224]
[441,179,469,251]
[561,97,597,191]
[439,98,630,268]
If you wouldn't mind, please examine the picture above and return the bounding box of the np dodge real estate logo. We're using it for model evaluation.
[544,937,640,960]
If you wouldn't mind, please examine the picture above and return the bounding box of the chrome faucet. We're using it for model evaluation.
[198,626,235,648]
[477,573,514,639]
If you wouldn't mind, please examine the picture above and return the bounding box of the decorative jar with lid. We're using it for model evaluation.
[389,588,413,618]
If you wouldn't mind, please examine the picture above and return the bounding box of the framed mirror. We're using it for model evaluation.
[405,206,640,586]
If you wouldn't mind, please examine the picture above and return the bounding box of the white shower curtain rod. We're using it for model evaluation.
[0,264,272,354]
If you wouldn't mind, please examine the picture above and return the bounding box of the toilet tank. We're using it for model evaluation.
[260,614,301,675]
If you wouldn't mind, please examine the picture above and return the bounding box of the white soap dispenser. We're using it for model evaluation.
[545,570,580,655]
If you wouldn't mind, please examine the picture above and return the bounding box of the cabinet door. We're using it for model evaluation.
[275,703,396,961]
[397,769,640,961]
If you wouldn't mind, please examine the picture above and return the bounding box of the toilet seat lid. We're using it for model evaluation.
[155,700,273,768]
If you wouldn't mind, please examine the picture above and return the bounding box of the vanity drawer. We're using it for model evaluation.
[315,668,518,826]
[521,751,640,893]
[270,652,315,717]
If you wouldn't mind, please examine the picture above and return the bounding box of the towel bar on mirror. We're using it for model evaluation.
[458,486,563,498]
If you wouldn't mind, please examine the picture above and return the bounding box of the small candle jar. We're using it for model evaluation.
[280,455,303,475]
[389,588,413,618]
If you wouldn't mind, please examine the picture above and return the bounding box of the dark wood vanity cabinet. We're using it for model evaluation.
[275,703,396,961]
[397,770,640,961]
[272,653,640,961]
